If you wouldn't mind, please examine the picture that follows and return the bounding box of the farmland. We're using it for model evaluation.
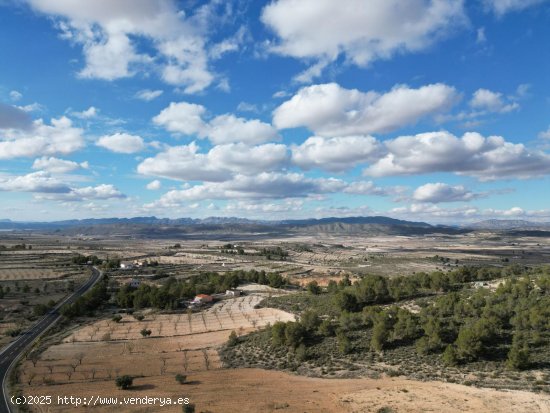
[2,230,550,412]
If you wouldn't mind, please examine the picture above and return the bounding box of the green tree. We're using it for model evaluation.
[175,374,187,384]
[337,331,351,354]
[307,280,321,295]
[506,334,530,370]
[115,375,133,390]
[227,330,238,347]
[442,344,459,366]
[183,404,195,413]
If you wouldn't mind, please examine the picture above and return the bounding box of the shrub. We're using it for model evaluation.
[227,330,238,347]
[115,375,133,390]
[183,403,195,413]
[175,374,187,384]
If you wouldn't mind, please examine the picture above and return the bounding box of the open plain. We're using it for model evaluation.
[1,229,550,412]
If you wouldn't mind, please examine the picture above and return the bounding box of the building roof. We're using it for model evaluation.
[195,294,212,298]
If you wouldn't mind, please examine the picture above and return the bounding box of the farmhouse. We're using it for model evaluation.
[120,262,134,270]
[225,289,241,297]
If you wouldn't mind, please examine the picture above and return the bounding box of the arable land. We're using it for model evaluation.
[1,225,550,412]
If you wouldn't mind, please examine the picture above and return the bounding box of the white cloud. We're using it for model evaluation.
[137,142,289,182]
[207,115,279,145]
[9,90,23,101]
[273,83,458,136]
[146,180,162,190]
[482,0,548,16]
[145,172,346,207]
[25,0,237,93]
[291,135,380,172]
[32,157,89,174]
[236,102,259,113]
[389,203,550,224]
[70,184,125,200]
[538,126,550,140]
[0,103,33,130]
[413,182,480,203]
[96,133,145,154]
[470,88,519,113]
[364,131,550,180]
[262,0,466,80]
[135,89,163,101]
[153,102,279,144]
[343,181,406,197]
[0,116,85,159]
[224,200,304,214]
[37,184,126,202]
[476,27,487,43]
[0,171,70,193]
[72,106,99,119]
[153,102,207,135]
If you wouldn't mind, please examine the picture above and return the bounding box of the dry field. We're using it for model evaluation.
[18,289,550,413]
[18,291,295,410]
[21,366,550,413]
[0,268,65,280]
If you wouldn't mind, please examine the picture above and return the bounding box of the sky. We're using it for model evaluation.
[1,0,550,223]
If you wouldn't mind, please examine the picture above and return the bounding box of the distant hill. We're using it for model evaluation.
[467,219,550,230]
[0,215,466,238]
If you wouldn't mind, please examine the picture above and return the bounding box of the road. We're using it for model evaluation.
[0,267,103,413]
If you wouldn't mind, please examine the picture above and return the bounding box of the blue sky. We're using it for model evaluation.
[1,0,550,223]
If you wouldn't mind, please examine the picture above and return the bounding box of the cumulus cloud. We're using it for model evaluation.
[224,200,304,214]
[137,142,289,182]
[135,89,163,101]
[262,0,465,80]
[37,184,126,202]
[389,203,550,223]
[146,180,162,190]
[0,171,125,203]
[0,116,85,159]
[470,88,519,113]
[153,102,279,144]
[413,182,481,203]
[538,127,550,140]
[153,102,207,135]
[0,171,70,193]
[291,135,380,172]
[72,106,99,119]
[344,181,407,197]
[0,103,33,130]
[145,172,346,207]
[207,115,279,145]
[482,0,548,16]
[9,90,23,101]
[273,83,458,136]
[364,131,550,180]
[32,157,89,174]
[96,133,145,154]
[25,0,239,93]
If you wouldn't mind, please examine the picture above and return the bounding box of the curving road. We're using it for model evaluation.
[0,267,103,413]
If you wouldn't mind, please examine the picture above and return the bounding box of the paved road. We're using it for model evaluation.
[0,267,103,413]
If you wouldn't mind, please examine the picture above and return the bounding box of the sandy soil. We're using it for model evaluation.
[23,368,550,413]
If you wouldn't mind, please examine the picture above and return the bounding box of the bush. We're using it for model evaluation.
[115,375,133,390]
[112,315,122,323]
[307,281,321,295]
[133,314,145,321]
[175,374,187,384]
[140,328,152,337]
[227,330,238,347]
[183,404,195,413]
